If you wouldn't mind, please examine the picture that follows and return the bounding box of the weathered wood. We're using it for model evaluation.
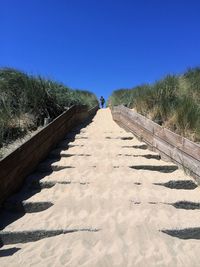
[182,138,200,160]
[111,105,200,181]
[0,105,98,205]
[153,137,200,175]
[120,116,154,146]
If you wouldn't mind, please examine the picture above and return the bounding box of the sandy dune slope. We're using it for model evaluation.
[1,108,200,267]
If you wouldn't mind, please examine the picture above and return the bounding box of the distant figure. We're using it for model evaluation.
[100,96,105,108]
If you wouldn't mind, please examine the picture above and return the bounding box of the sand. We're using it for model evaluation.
[1,108,200,266]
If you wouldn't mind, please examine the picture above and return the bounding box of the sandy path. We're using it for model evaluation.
[1,108,200,266]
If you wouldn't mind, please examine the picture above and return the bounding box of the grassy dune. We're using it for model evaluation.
[0,68,98,148]
[108,67,200,142]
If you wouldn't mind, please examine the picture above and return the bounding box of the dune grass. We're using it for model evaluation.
[108,67,200,142]
[0,67,98,148]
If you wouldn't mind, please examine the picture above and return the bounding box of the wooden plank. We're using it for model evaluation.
[121,107,162,135]
[183,138,200,159]
[113,105,200,160]
[154,137,200,177]
[120,116,154,146]
[155,127,183,146]
[0,105,98,205]
[111,105,200,181]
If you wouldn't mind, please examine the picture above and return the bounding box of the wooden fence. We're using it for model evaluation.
[111,105,200,182]
[0,105,98,205]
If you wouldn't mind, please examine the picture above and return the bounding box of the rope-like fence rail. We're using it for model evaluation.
[111,105,200,182]
[0,105,98,205]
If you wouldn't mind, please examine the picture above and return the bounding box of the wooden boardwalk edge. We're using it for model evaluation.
[111,105,200,183]
[0,105,99,205]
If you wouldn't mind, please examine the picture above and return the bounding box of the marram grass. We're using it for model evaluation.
[0,68,98,148]
[108,67,200,142]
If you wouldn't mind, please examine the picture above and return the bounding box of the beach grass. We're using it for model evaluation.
[108,67,200,142]
[0,67,98,148]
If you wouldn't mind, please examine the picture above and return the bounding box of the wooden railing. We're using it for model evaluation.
[0,105,98,205]
[111,105,200,182]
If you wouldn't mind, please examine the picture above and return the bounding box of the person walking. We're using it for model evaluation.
[100,96,105,108]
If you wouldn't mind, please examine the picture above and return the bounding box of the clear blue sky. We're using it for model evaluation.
[1,0,200,100]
